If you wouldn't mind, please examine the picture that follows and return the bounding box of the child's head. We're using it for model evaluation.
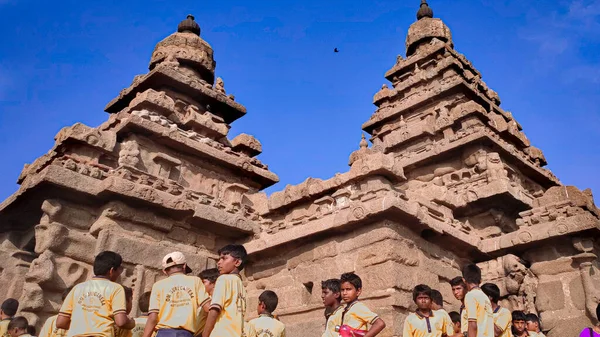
[199,268,219,296]
[162,252,192,275]
[257,290,278,315]
[449,277,467,302]
[461,264,481,286]
[412,284,432,311]
[340,273,362,303]
[217,244,247,274]
[321,279,342,307]
[139,291,151,314]
[0,299,19,318]
[512,310,527,335]
[7,317,28,337]
[525,313,541,332]
[481,283,500,304]
[123,286,133,314]
[94,251,124,282]
[449,311,461,333]
[430,289,443,310]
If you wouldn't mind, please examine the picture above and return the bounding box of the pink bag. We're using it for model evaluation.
[335,325,367,337]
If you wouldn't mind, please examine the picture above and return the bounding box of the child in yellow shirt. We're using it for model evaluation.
[448,312,462,337]
[462,265,494,337]
[402,285,454,337]
[199,269,219,297]
[39,288,72,337]
[132,292,151,337]
[322,279,342,337]
[525,314,544,337]
[338,273,386,337]
[0,299,19,337]
[56,251,135,337]
[202,244,248,337]
[115,287,135,337]
[142,252,211,337]
[481,283,511,337]
[7,317,31,337]
[449,277,468,336]
[247,291,285,337]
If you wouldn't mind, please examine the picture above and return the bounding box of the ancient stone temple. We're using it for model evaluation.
[0,2,598,336]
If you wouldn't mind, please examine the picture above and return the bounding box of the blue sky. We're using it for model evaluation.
[0,0,599,202]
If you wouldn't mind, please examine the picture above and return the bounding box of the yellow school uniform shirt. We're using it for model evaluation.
[0,319,11,337]
[246,315,286,337]
[340,301,379,331]
[148,273,210,333]
[464,288,494,337]
[322,306,343,337]
[492,307,512,337]
[39,315,68,337]
[402,309,454,337]
[114,327,132,337]
[59,277,127,337]
[131,316,147,337]
[209,274,246,337]
[460,305,467,334]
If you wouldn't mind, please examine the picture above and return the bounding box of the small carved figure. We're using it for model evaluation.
[215,77,226,94]
[118,140,140,167]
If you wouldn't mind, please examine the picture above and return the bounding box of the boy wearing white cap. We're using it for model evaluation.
[142,252,211,337]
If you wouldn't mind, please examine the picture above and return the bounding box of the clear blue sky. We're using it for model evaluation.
[0,0,599,202]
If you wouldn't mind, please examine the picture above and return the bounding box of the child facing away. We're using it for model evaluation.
[338,272,386,337]
[402,285,454,337]
[481,283,511,337]
[142,252,211,337]
[461,265,494,337]
[202,244,248,337]
[199,268,219,297]
[56,251,135,337]
[512,311,536,337]
[322,279,343,337]
[131,292,151,337]
[0,299,19,337]
[7,317,31,337]
[448,312,462,337]
[525,314,545,337]
[247,291,285,337]
[39,288,72,337]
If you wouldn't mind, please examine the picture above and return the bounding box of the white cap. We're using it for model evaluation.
[162,251,192,273]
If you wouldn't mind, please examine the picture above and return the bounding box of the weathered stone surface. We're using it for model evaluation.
[0,4,598,337]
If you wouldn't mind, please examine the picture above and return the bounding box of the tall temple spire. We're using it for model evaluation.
[416,0,433,20]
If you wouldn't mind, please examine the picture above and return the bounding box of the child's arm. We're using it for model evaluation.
[201,309,220,337]
[141,313,158,337]
[365,318,386,337]
[114,313,135,329]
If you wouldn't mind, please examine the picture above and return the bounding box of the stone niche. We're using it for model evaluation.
[245,220,463,337]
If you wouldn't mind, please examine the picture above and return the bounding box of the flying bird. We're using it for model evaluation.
[334,48,339,53]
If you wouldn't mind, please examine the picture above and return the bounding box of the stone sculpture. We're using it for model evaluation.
[0,3,598,336]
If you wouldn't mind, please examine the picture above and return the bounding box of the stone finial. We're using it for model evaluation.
[417,0,434,20]
[359,134,368,149]
[178,14,201,36]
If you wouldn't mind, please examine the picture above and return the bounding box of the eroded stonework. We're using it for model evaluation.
[0,5,598,337]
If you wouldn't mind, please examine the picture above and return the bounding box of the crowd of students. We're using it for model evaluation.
[0,247,597,337]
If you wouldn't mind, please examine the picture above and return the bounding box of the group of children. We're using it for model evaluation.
[393,264,546,337]
[0,248,550,337]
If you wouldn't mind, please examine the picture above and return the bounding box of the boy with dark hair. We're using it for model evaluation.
[402,285,453,337]
[39,288,71,337]
[525,314,544,337]
[57,251,135,336]
[449,277,468,336]
[430,290,444,311]
[511,311,533,337]
[322,279,342,337]
[132,292,151,337]
[448,312,462,337]
[142,252,211,337]
[7,317,30,337]
[26,326,35,337]
[202,244,248,337]
[247,291,285,337]
[462,264,493,337]
[0,299,19,337]
[337,272,386,337]
[199,268,219,296]
[481,283,510,337]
